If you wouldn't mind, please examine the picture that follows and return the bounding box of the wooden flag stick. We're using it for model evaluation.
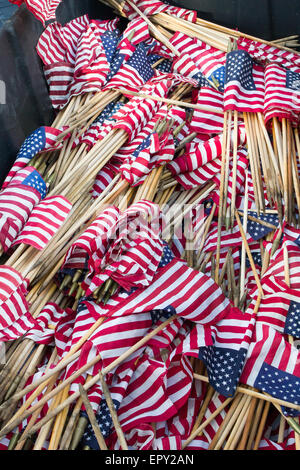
[79,383,108,450]
[114,88,224,114]
[230,110,239,227]
[237,397,258,450]
[125,0,180,58]
[182,396,233,449]
[0,315,178,440]
[235,210,264,298]
[223,395,252,450]
[98,371,128,450]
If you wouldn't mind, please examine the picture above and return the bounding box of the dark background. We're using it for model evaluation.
[0,0,300,182]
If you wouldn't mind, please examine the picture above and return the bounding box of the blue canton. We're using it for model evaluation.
[225,50,256,90]
[17,127,46,162]
[150,305,176,325]
[159,242,175,268]
[93,101,124,126]
[22,170,47,200]
[254,362,300,417]
[208,65,225,92]
[156,59,173,73]
[101,31,120,65]
[126,44,154,82]
[81,398,121,449]
[284,301,300,338]
[286,69,300,91]
[132,134,152,159]
[241,211,279,241]
[199,346,248,397]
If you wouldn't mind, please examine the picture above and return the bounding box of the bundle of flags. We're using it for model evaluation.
[2,0,300,453]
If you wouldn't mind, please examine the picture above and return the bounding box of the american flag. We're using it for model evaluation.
[14,0,62,26]
[171,32,226,88]
[240,321,300,417]
[25,303,71,345]
[171,307,255,397]
[103,43,154,93]
[62,206,120,270]
[0,266,30,331]
[0,167,47,252]
[241,211,279,241]
[224,50,265,112]
[120,129,174,186]
[121,17,150,47]
[11,195,72,251]
[2,126,69,189]
[168,125,246,175]
[85,201,164,293]
[237,37,300,74]
[264,63,300,124]
[173,156,223,190]
[123,0,197,23]
[82,257,232,326]
[37,17,120,109]
[112,79,170,141]
[0,311,37,342]
[190,86,224,135]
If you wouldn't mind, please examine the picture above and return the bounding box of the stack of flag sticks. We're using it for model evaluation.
[1,0,300,451]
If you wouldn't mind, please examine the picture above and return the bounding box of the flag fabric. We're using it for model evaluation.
[62,206,120,270]
[264,63,300,124]
[169,307,255,397]
[36,16,120,108]
[84,201,164,293]
[224,50,265,113]
[2,126,69,189]
[82,256,233,326]
[168,125,246,175]
[170,33,226,89]
[103,43,154,93]
[111,79,171,142]
[241,211,279,241]
[240,321,300,417]
[24,303,72,344]
[0,167,47,252]
[0,266,31,336]
[190,86,224,135]
[237,37,300,74]
[10,0,62,26]
[11,195,72,251]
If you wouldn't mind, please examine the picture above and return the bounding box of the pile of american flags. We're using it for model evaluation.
[1,0,300,451]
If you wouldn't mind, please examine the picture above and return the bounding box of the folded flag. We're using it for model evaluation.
[123,0,197,23]
[9,0,62,26]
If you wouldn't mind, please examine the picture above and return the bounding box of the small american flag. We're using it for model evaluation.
[25,303,71,345]
[264,63,300,124]
[0,266,30,332]
[3,126,69,189]
[237,36,300,73]
[241,211,279,241]
[240,321,300,417]
[224,50,265,112]
[190,86,224,135]
[0,167,47,252]
[14,0,62,26]
[12,195,72,251]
